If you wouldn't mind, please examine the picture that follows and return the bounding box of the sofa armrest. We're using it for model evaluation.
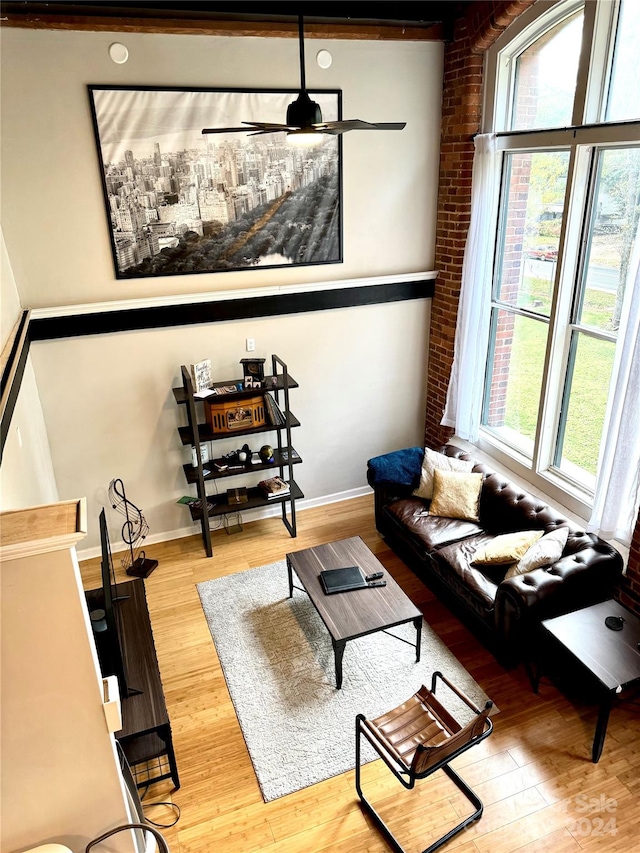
[494,534,624,647]
[367,447,425,536]
[367,446,424,489]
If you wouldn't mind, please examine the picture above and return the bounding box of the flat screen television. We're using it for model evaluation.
[89,508,139,700]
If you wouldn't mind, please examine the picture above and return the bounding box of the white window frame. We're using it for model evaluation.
[476,0,640,520]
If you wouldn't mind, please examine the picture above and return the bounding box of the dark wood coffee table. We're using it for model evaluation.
[286,536,422,689]
[535,599,640,762]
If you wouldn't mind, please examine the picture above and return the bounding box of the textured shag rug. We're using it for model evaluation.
[197,560,493,802]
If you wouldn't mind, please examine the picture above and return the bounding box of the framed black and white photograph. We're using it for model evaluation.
[88,85,343,280]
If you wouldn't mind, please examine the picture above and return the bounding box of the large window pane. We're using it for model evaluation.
[606,0,640,122]
[496,151,570,314]
[484,310,549,456]
[511,11,583,131]
[555,332,616,484]
[579,148,640,332]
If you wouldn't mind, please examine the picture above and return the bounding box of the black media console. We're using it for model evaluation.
[87,578,180,789]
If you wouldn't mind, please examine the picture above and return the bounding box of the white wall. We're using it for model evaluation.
[1,28,442,308]
[0,358,59,509]
[31,297,430,554]
[0,26,442,552]
[1,226,22,344]
[0,225,59,509]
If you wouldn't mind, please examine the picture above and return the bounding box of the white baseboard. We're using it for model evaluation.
[76,486,372,562]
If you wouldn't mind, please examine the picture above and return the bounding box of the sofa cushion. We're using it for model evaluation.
[505,527,569,579]
[430,535,501,613]
[384,498,484,552]
[413,447,474,500]
[429,470,483,522]
[472,530,544,566]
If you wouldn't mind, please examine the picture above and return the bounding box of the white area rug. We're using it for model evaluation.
[197,560,493,802]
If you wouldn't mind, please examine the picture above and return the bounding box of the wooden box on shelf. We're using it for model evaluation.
[205,394,266,434]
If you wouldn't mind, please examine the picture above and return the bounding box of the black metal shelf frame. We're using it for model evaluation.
[176,354,301,556]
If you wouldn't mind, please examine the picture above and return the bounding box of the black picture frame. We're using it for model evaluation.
[87,85,343,280]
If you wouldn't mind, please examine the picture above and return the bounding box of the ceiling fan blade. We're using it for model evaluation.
[201,15,406,138]
[202,121,298,135]
[244,121,299,130]
[202,127,254,135]
[315,119,407,134]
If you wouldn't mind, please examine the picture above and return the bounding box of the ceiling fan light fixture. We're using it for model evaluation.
[286,129,325,147]
[286,91,323,128]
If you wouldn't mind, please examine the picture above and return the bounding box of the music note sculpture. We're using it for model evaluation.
[108,478,159,579]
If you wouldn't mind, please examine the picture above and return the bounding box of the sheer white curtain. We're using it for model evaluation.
[587,230,640,545]
[441,134,499,440]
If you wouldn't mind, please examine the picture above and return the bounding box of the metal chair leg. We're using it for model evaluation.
[355,715,485,853]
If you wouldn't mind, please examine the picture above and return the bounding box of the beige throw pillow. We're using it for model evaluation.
[413,447,473,500]
[473,529,544,566]
[428,469,483,522]
[505,527,569,579]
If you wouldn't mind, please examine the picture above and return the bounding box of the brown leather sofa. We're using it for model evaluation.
[367,444,624,662]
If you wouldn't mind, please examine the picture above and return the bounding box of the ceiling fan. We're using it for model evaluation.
[202,14,406,145]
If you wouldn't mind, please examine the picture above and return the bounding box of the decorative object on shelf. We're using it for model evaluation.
[227,487,249,506]
[88,85,341,280]
[259,444,275,464]
[212,384,242,395]
[108,478,158,578]
[206,395,266,434]
[237,443,253,463]
[240,357,266,389]
[191,442,210,467]
[190,358,212,394]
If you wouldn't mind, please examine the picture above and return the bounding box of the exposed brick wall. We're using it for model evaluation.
[424,0,640,611]
[424,1,537,449]
[424,19,481,449]
[616,509,640,617]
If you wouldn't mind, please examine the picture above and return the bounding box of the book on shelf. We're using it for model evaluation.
[177,496,215,512]
[280,447,300,462]
[258,476,290,499]
[190,358,212,394]
[263,391,286,426]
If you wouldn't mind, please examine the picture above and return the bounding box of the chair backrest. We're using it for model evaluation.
[411,702,492,777]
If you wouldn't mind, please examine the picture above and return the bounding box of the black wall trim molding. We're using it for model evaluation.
[29,278,433,341]
[1,310,31,458]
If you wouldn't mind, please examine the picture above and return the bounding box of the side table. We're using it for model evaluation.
[533,599,640,762]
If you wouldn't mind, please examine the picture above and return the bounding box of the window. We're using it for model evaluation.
[482,0,640,505]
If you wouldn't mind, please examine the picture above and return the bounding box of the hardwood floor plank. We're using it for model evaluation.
[79,495,639,853]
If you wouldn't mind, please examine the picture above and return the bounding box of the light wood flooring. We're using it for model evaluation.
[79,495,640,853]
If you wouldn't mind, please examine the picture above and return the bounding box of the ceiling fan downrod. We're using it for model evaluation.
[286,15,322,129]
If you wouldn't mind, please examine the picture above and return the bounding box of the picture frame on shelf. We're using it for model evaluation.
[191,443,210,467]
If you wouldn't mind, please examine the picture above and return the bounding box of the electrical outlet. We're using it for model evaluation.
[246,338,255,352]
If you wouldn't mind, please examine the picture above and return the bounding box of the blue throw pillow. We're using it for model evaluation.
[368,447,424,487]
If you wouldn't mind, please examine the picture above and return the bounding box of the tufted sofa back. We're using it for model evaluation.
[434,444,617,576]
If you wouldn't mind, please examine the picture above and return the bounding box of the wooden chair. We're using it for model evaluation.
[355,671,493,853]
